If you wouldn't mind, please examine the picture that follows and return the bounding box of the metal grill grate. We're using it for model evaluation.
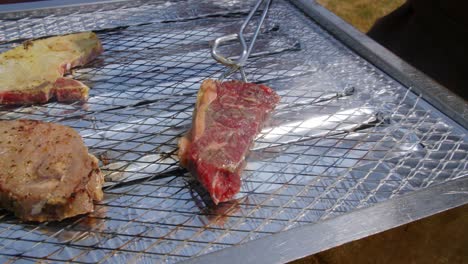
[0,0,467,263]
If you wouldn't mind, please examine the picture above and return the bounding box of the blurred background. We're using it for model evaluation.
[319,0,467,99]
[317,0,405,32]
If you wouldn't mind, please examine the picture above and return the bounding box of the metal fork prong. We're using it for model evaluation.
[220,66,240,82]
[239,67,248,82]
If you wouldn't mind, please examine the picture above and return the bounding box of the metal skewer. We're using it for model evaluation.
[211,0,273,82]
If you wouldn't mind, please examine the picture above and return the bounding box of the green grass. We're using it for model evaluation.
[317,0,405,32]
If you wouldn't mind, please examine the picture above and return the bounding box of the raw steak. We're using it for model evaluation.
[0,120,104,222]
[178,79,280,204]
[0,32,103,105]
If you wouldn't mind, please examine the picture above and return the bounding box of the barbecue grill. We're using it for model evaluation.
[0,0,467,263]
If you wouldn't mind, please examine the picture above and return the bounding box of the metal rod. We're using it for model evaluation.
[238,0,272,66]
[211,0,273,82]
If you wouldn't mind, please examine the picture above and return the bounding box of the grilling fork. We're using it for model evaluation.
[211,0,273,82]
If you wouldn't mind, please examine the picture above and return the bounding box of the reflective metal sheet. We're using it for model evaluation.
[0,0,466,263]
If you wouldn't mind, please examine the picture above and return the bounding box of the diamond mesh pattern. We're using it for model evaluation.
[0,0,467,263]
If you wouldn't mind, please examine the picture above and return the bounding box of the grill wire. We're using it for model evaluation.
[0,0,467,262]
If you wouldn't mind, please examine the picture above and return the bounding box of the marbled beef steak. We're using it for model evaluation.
[179,79,280,204]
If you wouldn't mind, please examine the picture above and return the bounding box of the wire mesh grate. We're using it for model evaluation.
[0,0,467,263]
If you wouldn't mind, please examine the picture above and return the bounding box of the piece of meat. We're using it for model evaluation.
[0,120,104,222]
[0,32,103,105]
[178,79,280,204]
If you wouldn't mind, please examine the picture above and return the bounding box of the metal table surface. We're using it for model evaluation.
[0,0,467,263]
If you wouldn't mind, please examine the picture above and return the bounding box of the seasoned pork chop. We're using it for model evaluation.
[0,32,103,105]
[0,120,104,222]
[179,79,280,204]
